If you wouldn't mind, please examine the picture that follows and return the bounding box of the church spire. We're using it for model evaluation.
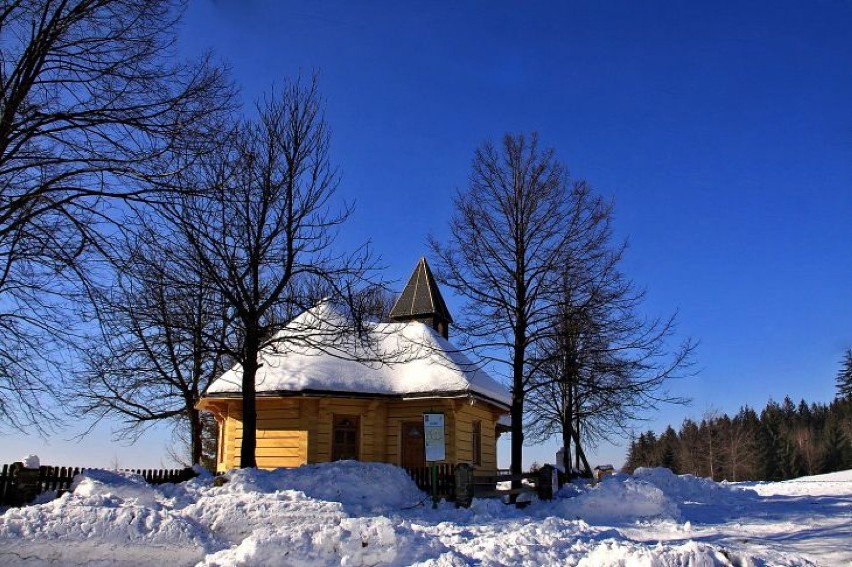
[389,257,453,339]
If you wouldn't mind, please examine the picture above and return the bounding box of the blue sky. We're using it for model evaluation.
[3,1,851,470]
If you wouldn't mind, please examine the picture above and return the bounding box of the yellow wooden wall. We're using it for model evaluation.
[217,398,309,471]
[385,399,456,464]
[311,398,387,463]
[211,396,505,473]
[450,398,501,473]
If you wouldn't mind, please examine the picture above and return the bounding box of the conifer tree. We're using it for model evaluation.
[622,391,852,482]
[658,426,679,471]
[820,416,851,473]
[677,419,702,476]
[837,349,852,401]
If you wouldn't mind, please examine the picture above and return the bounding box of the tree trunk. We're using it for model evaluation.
[561,420,572,475]
[563,380,573,475]
[510,394,524,475]
[570,426,592,476]
[510,340,525,500]
[189,407,203,465]
[240,331,260,468]
[708,429,714,480]
[574,387,582,471]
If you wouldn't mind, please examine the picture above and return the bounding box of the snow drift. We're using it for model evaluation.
[546,472,681,523]
[0,469,216,565]
[1,463,847,565]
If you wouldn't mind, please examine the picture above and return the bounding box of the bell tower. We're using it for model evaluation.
[389,257,453,339]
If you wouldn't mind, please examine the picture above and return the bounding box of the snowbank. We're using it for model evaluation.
[577,540,747,566]
[1,463,846,566]
[796,469,852,482]
[70,469,161,507]
[199,516,399,566]
[745,468,852,497]
[21,454,40,469]
[217,460,426,512]
[545,473,680,523]
[0,470,216,566]
[634,467,757,505]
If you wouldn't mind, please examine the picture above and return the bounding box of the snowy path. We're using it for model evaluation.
[621,488,852,565]
[2,463,851,566]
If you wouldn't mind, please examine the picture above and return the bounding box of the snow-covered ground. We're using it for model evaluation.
[1,462,850,566]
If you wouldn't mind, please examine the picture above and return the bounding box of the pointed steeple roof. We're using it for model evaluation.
[390,257,453,325]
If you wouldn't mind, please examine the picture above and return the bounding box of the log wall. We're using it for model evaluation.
[211,395,504,473]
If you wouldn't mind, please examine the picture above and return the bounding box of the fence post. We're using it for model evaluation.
[9,462,41,506]
[454,463,474,508]
[537,464,557,501]
[0,464,9,505]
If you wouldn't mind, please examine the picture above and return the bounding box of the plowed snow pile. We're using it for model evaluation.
[1,463,849,565]
[545,472,681,523]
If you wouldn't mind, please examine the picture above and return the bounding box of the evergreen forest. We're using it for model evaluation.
[623,395,852,481]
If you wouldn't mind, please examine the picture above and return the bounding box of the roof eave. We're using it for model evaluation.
[201,388,510,411]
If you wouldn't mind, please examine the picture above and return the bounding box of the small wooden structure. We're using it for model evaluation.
[453,464,558,507]
[594,464,615,481]
[199,259,511,474]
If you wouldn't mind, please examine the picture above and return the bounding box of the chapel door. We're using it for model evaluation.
[401,421,425,469]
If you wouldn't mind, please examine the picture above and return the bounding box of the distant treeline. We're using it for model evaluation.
[623,397,852,481]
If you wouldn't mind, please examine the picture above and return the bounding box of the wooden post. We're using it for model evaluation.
[454,463,474,508]
[537,464,557,501]
[0,464,9,505]
[431,464,438,509]
[9,462,40,506]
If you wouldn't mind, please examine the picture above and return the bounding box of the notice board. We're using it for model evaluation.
[423,413,446,462]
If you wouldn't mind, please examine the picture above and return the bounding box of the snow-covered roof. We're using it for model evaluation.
[204,303,511,408]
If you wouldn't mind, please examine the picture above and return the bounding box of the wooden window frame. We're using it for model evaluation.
[332,414,360,461]
[472,420,482,466]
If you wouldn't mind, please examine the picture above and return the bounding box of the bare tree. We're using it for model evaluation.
[165,77,381,468]
[722,408,760,482]
[353,287,398,323]
[793,426,819,477]
[700,409,721,480]
[677,418,702,475]
[526,184,694,475]
[430,133,579,481]
[74,212,230,464]
[165,411,219,469]
[0,0,231,428]
[525,184,620,474]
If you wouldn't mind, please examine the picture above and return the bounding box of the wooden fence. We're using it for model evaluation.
[4,461,557,509]
[404,463,455,498]
[0,463,197,507]
[404,463,559,507]
[469,471,539,498]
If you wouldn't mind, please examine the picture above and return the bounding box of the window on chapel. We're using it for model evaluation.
[332,415,360,461]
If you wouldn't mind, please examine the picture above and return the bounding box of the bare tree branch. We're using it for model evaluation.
[525,183,695,475]
[0,0,233,429]
[162,76,384,468]
[430,132,577,482]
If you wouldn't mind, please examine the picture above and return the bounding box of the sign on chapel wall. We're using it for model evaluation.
[423,413,446,462]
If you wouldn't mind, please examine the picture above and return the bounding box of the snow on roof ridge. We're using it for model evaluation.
[205,302,511,407]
